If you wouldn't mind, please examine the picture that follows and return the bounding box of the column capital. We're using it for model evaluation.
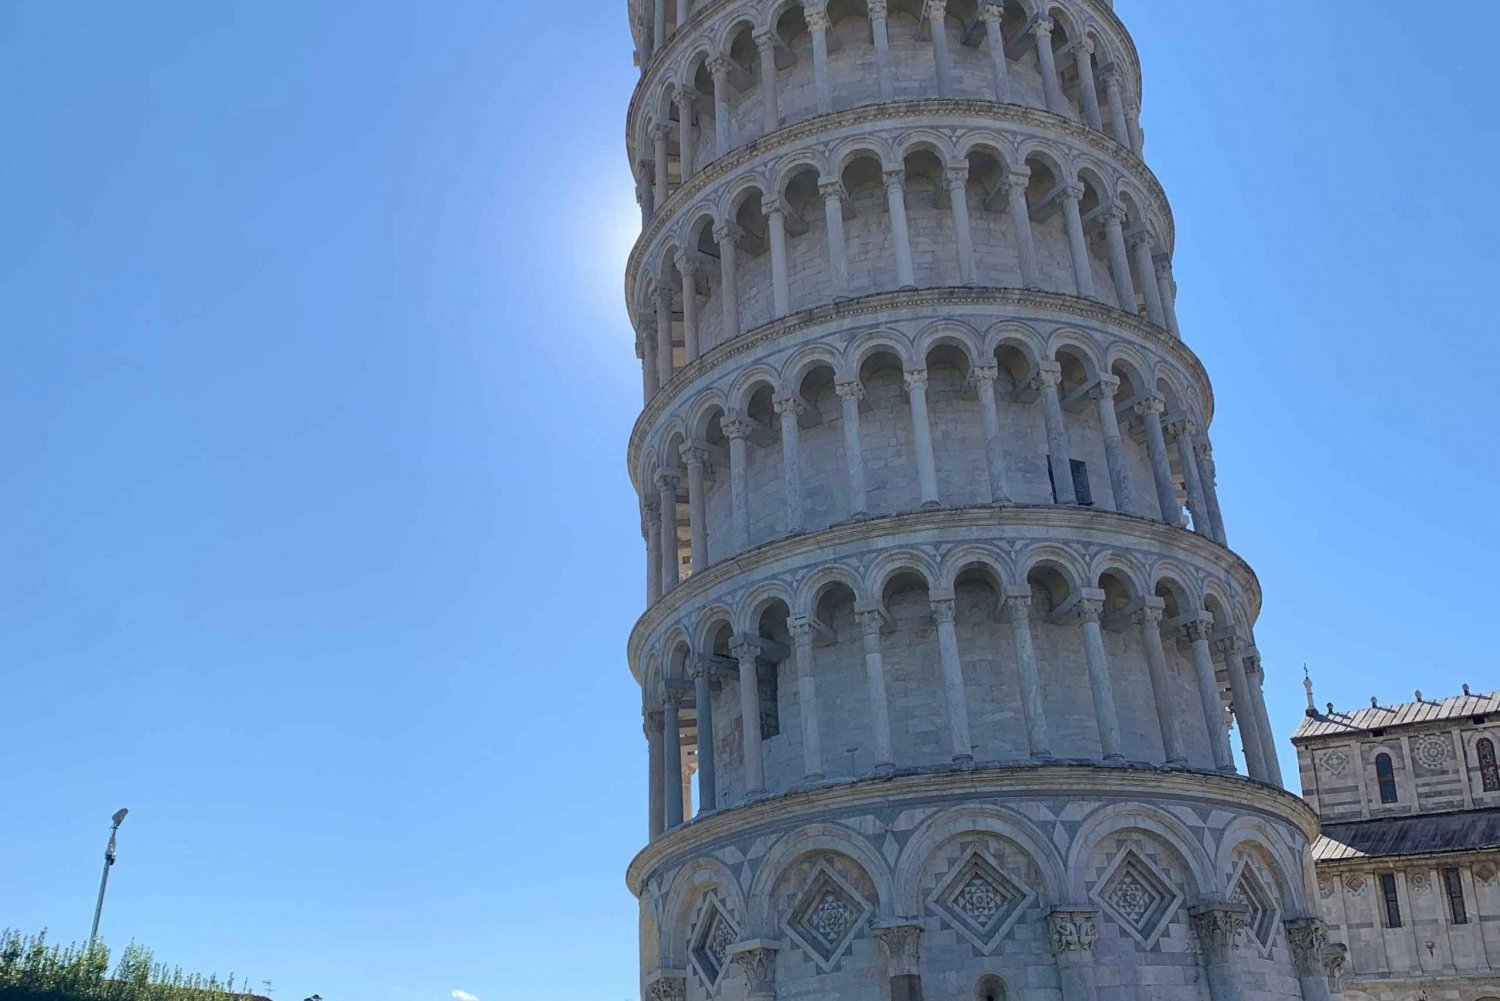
[1031,15,1054,39]
[903,368,930,393]
[930,596,956,624]
[835,379,865,402]
[1100,63,1123,87]
[1190,902,1247,956]
[1087,374,1121,400]
[1058,181,1085,203]
[788,617,816,646]
[713,221,743,246]
[772,394,805,418]
[644,709,665,731]
[818,178,847,201]
[662,689,686,710]
[654,284,675,307]
[651,122,673,142]
[656,468,682,492]
[1165,418,1198,441]
[923,0,947,20]
[1045,908,1099,956]
[1322,942,1348,990]
[970,362,999,386]
[872,920,923,977]
[1003,591,1032,615]
[1194,438,1216,462]
[867,0,889,16]
[1283,917,1328,979]
[762,195,786,218]
[1005,168,1031,191]
[689,657,715,681]
[680,443,710,468]
[882,167,906,189]
[1132,394,1166,418]
[1100,200,1128,226]
[675,88,699,111]
[1034,359,1063,389]
[1127,228,1156,252]
[729,942,779,995]
[1214,633,1244,659]
[1184,613,1216,644]
[722,413,754,440]
[729,639,761,664]
[943,164,970,190]
[1075,36,1096,56]
[1131,597,1166,627]
[804,5,830,32]
[707,55,734,80]
[857,607,886,637]
[643,494,662,518]
[675,251,699,277]
[646,972,687,1001]
[1078,596,1105,624]
[753,26,778,49]
[1153,251,1174,276]
[980,2,1005,25]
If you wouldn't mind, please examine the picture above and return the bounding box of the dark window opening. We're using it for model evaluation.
[1380,873,1402,928]
[1048,457,1093,506]
[1478,738,1499,792]
[1376,752,1398,804]
[757,660,780,738]
[1443,868,1468,924]
[1474,716,1488,725]
[1371,728,1385,737]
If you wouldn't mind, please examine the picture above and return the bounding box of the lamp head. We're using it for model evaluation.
[111,808,129,827]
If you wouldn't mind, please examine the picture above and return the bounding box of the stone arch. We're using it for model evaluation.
[915,319,984,370]
[729,364,783,414]
[847,329,917,377]
[1066,802,1216,901]
[693,604,738,654]
[773,149,831,198]
[660,855,750,970]
[1016,544,1088,594]
[721,172,774,222]
[746,822,895,930]
[783,343,844,397]
[738,579,798,634]
[796,562,867,619]
[687,389,730,442]
[1090,553,1148,601]
[833,137,899,177]
[865,549,941,608]
[939,544,1012,594]
[894,805,1066,913]
[1216,817,1307,912]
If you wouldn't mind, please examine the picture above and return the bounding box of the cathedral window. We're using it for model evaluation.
[1477,738,1499,792]
[1375,753,1398,803]
[1443,868,1468,924]
[1048,458,1093,506]
[1379,873,1402,928]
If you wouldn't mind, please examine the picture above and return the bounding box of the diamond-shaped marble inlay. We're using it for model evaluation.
[785,865,871,969]
[1231,864,1280,952]
[1093,848,1184,949]
[690,899,738,988]
[931,850,1035,950]
[1320,749,1349,776]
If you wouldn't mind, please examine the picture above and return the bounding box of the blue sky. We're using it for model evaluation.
[0,2,1496,1000]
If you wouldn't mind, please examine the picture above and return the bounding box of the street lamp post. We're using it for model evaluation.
[88,808,129,948]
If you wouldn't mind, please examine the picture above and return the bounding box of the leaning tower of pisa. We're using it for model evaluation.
[622,3,1336,1000]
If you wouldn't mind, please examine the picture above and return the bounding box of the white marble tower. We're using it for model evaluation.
[622,3,1335,1000]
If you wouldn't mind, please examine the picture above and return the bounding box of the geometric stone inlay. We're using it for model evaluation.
[1344,874,1366,895]
[930,850,1035,951]
[1320,748,1349,777]
[1092,847,1184,949]
[784,864,872,970]
[1414,735,1452,769]
[689,899,738,989]
[1230,863,1280,953]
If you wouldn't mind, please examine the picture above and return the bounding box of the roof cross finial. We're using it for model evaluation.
[1303,664,1317,717]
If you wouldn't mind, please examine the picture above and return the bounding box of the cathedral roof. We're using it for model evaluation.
[1292,689,1500,742]
[1312,807,1500,863]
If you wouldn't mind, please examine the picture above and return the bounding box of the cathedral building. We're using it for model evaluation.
[1294,686,1500,1001]
[619,1,1342,999]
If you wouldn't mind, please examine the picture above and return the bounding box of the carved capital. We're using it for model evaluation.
[835,379,865,402]
[644,709,665,733]
[903,368,929,394]
[1087,374,1120,401]
[805,6,831,32]
[1322,942,1348,990]
[867,0,889,16]
[1284,917,1328,978]
[923,0,947,21]
[930,597,956,625]
[819,179,847,201]
[730,944,778,996]
[646,973,686,1001]
[1127,228,1156,253]
[729,640,760,666]
[689,657,714,682]
[882,167,906,189]
[788,617,816,646]
[943,165,970,190]
[1131,602,1165,628]
[651,122,672,143]
[675,252,698,278]
[713,221,743,246]
[1154,252,1174,278]
[873,920,923,977]
[1194,439,1216,463]
[762,195,786,219]
[1165,418,1197,441]
[1004,593,1032,617]
[1078,597,1105,625]
[1005,168,1031,192]
[970,363,999,387]
[1132,395,1166,418]
[654,284,674,308]
[674,88,698,112]
[680,444,709,469]
[857,608,885,637]
[1190,903,1247,957]
[772,394,805,418]
[707,55,734,81]
[1100,201,1128,227]
[1059,181,1085,203]
[1032,15,1054,39]
[662,689,686,710]
[753,26,778,50]
[1034,361,1063,389]
[1184,613,1215,644]
[721,414,753,441]
[655,469,681,493]
[1046,908,1099,956]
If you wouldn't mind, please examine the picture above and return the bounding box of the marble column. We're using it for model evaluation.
[1059,183,1096,300]
[925,0,953,97]
[1101,204,1136,312]
[874,921,924,1001]
[652,124,671,207]
[836,380,869,516]
[856,606,896,773]
[1004,588,1051,759]
[1047,909,1100,1001]
[945,165,976,284]
[655,285,674,388]
[1126,102,1143,154]
[971,364,1011,503]
[645,498,663,603]
[1033,17,1066,116]
[764,197,791,316]
[1091,376,1133,513]
[657,470,681,591]
[1037,362,1077,504]
[1167,419,1210,536]
[681,444,710,572]
[1219,634,1270,782]
[714,222,742,340]
[645,709,665,838]
[1192,904,1248,1001]
[930,596,974,765]
[1130,230,1166,326]
[869,0,894,102]
[774,395,805,534]
[1102,66,1131,147]
[691,659,718,812]
[662,690,685,828]
[789,617,825,780]
[722,415,752,552]
[1077,595,1123,762]
[821,180,851,295]
[731,943,778,1001]
[1187,616,1235,773]
[1286,917,1334,1001]
[675,0,689,29]
[1154,253,1182,338]
[652,0,666,56]
[807,4,832,114]
[1074,39,1103,130]
[676,90,696,182]
[1245,650,1284,787]
[636,164,654,224]
[676,254,699,363]
[904,369,941,507]
[1195,438,1228,544]
[731,638,766,794]
[1136,600,1186,765]
[884,168,916,289]
[754,29,780,135]
[640,333,658,400]
[981,3,1012,103]
[1134,396,1179,525]
[709,56,733,158]
[1005,170,1041,288]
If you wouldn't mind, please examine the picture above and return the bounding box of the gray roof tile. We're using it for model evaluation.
[1292,690,1499,741]
[1313,808,1500,863]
